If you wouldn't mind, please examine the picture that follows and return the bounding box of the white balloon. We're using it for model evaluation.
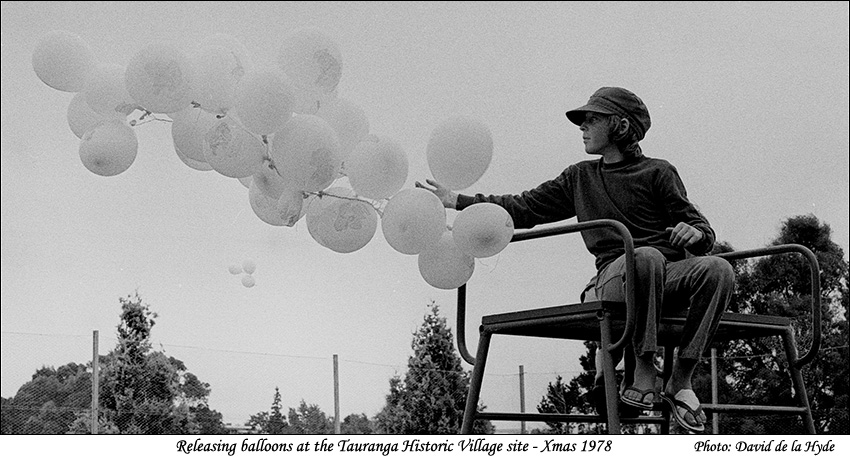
[84,63,137,116]
[277,188,306,227]
[270,114,341,193]
[452,202,514,258]
[67,92,125,139]
[32,30,94,92]
[381,188,446,255]
[306,187,377,253]
[242,259,256,274]
[251,159,289,199]
[316,97,369,164]
[125,42,194,114]
[174,144,213,171]
[426,116,493,190]
[228,264,242,275]
[171,107,221,162]
[232,68,295,135]
[241,274,255,288]
[189,34,251,115]
[238,176,252,189]
[203,116,266,178]
[78,121,138,177]
[277,29,342,97]
[418,231,475,289]
[248,178,287,226]
[346,135,408,200]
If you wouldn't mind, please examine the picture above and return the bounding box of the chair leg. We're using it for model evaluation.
[461,329,492,434]
[782,327,816,434]
[599,313,621,434]
[660,346,675,434]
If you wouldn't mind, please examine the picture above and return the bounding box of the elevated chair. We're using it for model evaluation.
[456,219,821,434]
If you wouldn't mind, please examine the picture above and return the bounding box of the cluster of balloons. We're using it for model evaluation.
[33,29,513,290]
[228,259,257,288]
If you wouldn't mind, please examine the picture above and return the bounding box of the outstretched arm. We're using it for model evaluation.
[415,178,458,209]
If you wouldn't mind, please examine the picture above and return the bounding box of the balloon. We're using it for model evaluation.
[125,42,194,114]
[306,187,377,253]
[270,114,341,193]
[381,188,445,255]
[67,92,125,139]
[203,116,266,178]
[232,68,295,135]
[426,116,493,190]
[228,264,242,275]
[84,63,138,116]
[277,188,306,227]
[242,259,256,274]
[32,30,94,92]
[175,144,213,171]
[238,176,252,189]
[315,97,369,164]
[452,202,514,258]
[346,135,408,200]
[241,274,255,288]
[189,34,252,115]
[418,231,475,289]
[78,121,138,177]
[171,107,221,162]
[251,159,289,200]
[277,29,342,98]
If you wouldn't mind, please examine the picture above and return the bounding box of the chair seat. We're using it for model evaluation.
[481,301,791,344]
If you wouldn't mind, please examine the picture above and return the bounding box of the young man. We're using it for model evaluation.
[416,87,734,433]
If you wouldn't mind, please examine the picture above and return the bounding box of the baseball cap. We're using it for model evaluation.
[565,87,651,140]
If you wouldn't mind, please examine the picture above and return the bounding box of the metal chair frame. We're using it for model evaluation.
[456,219,821,434]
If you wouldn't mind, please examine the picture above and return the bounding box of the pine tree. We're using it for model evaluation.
[375,302,493,434]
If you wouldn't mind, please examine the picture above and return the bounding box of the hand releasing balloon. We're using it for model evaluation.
[415,178,458,209]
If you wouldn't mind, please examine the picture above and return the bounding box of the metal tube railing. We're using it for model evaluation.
[456,219,636,365]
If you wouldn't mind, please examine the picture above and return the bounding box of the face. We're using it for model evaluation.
[579,112,616,155]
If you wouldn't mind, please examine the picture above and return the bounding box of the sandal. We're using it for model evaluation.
[660,389,706,433]
[620,385,656,410]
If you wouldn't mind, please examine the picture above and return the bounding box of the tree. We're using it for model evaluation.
[340,413,374,434]
[1,363,92,434]
[374,302,493,434]
[287,400,333,434]
[267,387,288,434]
[710,214,848,434]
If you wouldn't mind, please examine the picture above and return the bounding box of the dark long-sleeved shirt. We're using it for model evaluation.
[455,154,715,271]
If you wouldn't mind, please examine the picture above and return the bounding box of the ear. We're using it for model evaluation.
[617,117,630,135]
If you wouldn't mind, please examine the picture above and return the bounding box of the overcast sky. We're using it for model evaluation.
[2,1,848,429]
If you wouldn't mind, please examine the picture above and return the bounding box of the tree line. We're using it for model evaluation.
[1,214,846,434]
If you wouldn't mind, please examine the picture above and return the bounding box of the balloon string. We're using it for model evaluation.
[305,190,386,216]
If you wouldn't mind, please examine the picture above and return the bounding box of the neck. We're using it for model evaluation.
[600,146,625,164]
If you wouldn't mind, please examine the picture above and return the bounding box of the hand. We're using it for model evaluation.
[666,222,703,249]
[415,178,458,209]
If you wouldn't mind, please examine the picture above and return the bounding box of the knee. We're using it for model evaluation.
[634,246,666,269]
[700,256,735,287]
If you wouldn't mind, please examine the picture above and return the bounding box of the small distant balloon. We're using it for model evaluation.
[78,121,138,177]
[346,135,408,200]
[125,42,194,114]
[418,231,475,289]
[241,273,255,288]
[426,116,493,190]
[242,259,256,274]
[452,203,514,258]
[381,188,446,255]
[228,264,242,275]
[32,30,95,92]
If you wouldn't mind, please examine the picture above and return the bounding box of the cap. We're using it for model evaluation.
[565,87,651,140]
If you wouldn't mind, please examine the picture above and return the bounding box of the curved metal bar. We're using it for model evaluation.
[455,219,637,363]
[715,244,821,368]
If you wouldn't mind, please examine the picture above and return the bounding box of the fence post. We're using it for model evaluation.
[333,354,340,434]
[711,347,719,434]
[519,365,526,434]
[92,330,99,435]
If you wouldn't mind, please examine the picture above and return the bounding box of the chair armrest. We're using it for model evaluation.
[456,219,636,365]
[715,244,821,368]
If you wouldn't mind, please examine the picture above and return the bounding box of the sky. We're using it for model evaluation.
[2,1,848,431]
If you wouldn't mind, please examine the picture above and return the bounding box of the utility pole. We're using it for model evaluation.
[519,365,526,434]
[333,354,340,434]
[92,330,99,435]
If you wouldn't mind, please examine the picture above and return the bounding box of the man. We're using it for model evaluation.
[416,87,734,433]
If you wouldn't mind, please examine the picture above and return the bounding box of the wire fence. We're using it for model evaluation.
[1,330,846,435]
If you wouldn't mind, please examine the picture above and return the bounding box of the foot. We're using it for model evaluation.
[661,388,706,433]
[621,355,657,409]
